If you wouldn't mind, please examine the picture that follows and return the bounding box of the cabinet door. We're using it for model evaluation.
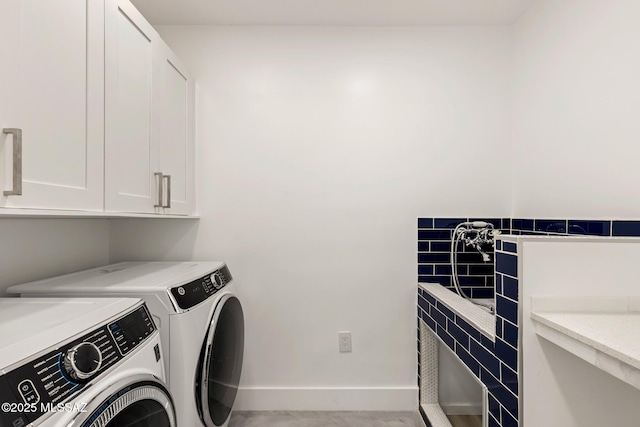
[156,44,195,215]
[0,1,20,197]
[104,0,161,213]
[0,0,104,211]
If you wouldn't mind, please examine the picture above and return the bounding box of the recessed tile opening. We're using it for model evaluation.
[419,320,486,427]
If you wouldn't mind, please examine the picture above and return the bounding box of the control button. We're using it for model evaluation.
[63,342,102,382]
[154,344,161,362]
[211,272,224,289]
[11,417,26,427]
[17,380,39,404]
[177,287,185,296]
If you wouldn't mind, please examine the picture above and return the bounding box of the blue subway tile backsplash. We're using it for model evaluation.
[470,340,501,378]
[501,407,518,427]
[456,345,480,376]
[501,364,518,395]
[418,275,452,285]
[418,253,450,263]
[534,219,567,233]
[511,217,616,237]
[448,322,470,348]
[418,230,452,240]
[511,218,533,231]
[469,264,494,276]
[470,218,502,228]
[419,264,522,425]
[488,394,500,420]
[417,217,504,298]
[472,287,494,299]
[495,338,518,371]
[612,221,640,237]
[496,296,518,325]
[418,265,434,275]
[503,242,517,254]
[495,253,517,278]
[568,220,610,236]
[502,321,518,349]
[436,324,455,350]
[418,242,430,252]
[417,218,434,229]
[434,265,452,275]
[430,242,452,252]
[434,218,468,228]
[501,276,518,301]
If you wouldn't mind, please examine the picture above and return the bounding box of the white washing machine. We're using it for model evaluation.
[9,262,244,427]
[0,297,175,427]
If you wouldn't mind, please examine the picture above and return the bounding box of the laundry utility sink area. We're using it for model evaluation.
[1,1,640,427]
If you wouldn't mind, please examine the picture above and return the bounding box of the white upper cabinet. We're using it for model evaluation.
[104,0,195,215]
[0,0,104,211]
[0,0,195,216]
[104,0,161,214]
[155,45,195,215]
[0,1,20,172]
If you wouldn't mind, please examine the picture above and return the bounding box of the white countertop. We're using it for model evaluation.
[531,296,640,391]
[532,311,640,370]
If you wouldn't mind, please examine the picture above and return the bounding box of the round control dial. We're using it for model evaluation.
[211,272,224,289]
[63,342,102,381]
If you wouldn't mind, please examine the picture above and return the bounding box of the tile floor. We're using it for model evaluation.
[228,411,424,427]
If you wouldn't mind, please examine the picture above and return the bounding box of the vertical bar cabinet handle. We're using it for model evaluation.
[162,174,171,208]
[154,172,163,207]
[3,128,22,196]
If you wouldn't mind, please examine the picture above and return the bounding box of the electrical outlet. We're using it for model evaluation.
[338,331,352,353]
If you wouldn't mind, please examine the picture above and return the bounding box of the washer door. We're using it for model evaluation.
[76,375,175,427]
[197,294,244,427]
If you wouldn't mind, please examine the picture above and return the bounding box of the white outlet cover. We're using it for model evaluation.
[339,331,352,353]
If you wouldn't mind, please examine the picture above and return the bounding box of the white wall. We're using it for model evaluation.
[0,219,110,294]
[512,0,640,219]
[109,26,512,409]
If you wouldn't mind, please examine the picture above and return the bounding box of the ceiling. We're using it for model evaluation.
[130,0,537,26]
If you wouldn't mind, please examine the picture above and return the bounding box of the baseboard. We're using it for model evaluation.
[234,386,418,411]
[440,403,483,415]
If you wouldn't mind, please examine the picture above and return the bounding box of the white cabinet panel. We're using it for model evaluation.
[0,1,20,197]
[105,0,160,213]
[0,0,104,210]
[156,46,195,215]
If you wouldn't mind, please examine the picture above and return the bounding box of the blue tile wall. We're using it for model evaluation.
[509,218,635,237]
[417,218,509,299]
[417,240,520,427]
[568,220,610,236]
[418,242,520,427]
[611,221,640,237]
[419,216,640,299]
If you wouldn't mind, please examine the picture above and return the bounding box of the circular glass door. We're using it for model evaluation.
[198,295,245,427]
[103,399,168,426]
[80,379,175,427]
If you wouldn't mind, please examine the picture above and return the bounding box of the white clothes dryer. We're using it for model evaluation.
[9,262,244,427]
[0,297,175,427]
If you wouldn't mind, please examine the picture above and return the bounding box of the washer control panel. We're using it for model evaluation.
[170,265,233,310]
[0,303,156,426]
